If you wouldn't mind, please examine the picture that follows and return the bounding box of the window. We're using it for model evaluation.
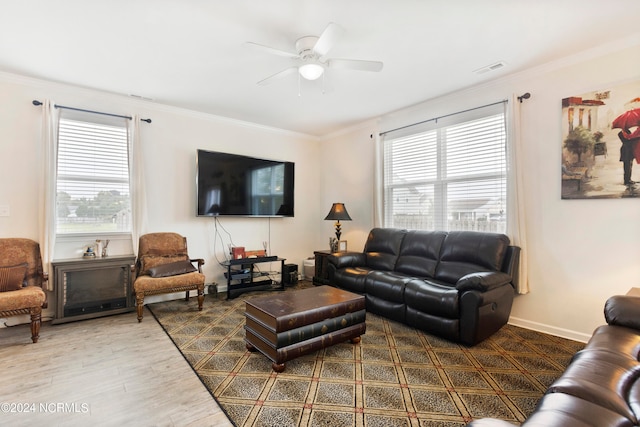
[56,110,131,235]
[381,102,507,233]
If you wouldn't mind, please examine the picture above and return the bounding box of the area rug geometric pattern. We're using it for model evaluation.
[148,283,584,427]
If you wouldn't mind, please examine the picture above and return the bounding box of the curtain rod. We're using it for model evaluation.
[32,100,152,123]
[379,99,508,136]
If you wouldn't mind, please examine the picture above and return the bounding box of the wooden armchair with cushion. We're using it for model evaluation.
[0,238,48,343]
[133,232,205,322]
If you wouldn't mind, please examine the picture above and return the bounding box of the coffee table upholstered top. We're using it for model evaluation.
[244,285,365,333]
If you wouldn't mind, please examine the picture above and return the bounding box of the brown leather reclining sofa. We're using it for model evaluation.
[468,294,640,426]
[327,228,520,346]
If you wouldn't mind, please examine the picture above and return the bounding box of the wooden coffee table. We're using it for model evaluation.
[244,285,366,372]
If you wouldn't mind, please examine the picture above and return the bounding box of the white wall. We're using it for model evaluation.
[321,42,640,342]
[317,120,377,251]
[0,72,320,320]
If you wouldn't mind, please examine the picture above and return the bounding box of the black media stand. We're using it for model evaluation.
[223,255,285,299]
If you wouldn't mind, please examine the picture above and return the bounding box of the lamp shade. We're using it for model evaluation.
[324,203,352,221]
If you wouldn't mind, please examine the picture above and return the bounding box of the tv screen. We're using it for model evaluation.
[196,149,294,217]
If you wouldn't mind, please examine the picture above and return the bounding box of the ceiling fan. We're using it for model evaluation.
[246,22,383,86]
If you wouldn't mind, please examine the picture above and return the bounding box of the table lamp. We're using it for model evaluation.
[324,203,352,240]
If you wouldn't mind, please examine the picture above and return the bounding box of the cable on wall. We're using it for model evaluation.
[32,100,152,123]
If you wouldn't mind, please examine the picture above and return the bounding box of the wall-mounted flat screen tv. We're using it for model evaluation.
[196,149,295,217]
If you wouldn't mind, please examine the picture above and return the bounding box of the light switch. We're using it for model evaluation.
[0,205,10,217]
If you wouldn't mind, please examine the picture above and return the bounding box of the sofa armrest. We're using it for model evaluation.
[456,271,512,292]
[502,245,520,290]
[327,252,367,269]
[604,295,640,330]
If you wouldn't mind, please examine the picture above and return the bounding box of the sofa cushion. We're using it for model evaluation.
[582,325,640,361]
[333,266,372,294]
[405,306,459,341]
[133,271,205,293]
[0,285,46,311]
[395,230,446,278]
[148,260,197,278]
[546,350,640,421]
[365,271,411,303]
[140,255,189,276]
[435,231,510,284]
[366,294,406,323]
[363,228,407,271]
[628,376,640,424]
[0,263,28,292]
[404,278,459,318]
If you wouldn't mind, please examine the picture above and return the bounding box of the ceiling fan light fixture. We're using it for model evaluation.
[299,63,324,80]
[248,23,382,86]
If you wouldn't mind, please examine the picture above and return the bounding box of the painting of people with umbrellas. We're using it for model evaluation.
[561,80,640,199]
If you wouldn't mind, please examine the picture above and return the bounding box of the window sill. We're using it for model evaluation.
[56,233,132,243]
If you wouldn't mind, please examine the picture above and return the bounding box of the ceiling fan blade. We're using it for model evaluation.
[257,66,298,86]
[313,22,344,57]
[245,42,299,59]
[327,58,384,72]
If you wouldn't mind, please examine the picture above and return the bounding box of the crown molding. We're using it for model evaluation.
[0,70,318,141]
[320,118,379,141]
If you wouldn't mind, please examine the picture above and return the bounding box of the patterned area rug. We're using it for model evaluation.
[148,283,584,427]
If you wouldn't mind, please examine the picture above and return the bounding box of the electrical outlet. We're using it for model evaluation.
[0,205,9,217]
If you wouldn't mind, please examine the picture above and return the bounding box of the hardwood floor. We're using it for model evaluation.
[0,308,233,427]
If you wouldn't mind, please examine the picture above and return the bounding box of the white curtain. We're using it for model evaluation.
[38,100,58,291]
[129,115,147,255]
[506,97,530,294]
[373,132,384,228]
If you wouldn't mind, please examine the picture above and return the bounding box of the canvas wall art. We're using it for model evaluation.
[561,79,640,199]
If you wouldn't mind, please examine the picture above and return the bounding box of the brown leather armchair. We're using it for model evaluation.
[133,232,205,322]
[0,238,48,343]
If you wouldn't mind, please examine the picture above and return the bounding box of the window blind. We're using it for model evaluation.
[382,102,507,232]
[56,112,131,234]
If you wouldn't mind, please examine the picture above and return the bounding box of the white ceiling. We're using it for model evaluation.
[2,0,640,137]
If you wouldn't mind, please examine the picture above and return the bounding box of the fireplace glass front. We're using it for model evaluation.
[63,266,128,316]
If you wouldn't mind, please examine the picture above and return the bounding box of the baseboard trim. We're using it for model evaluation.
[508,316,591,343]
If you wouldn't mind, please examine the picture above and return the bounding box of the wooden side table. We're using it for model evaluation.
[313,250,332,286]
[626,288,640,297]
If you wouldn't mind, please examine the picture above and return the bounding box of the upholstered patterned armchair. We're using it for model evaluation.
[0,238,48,343]
[133,232,205,322]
